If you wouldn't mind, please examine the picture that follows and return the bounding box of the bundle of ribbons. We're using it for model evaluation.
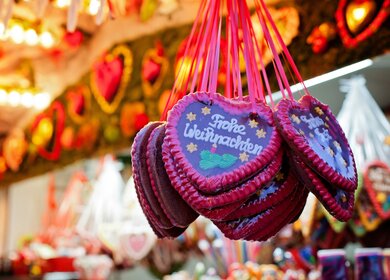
[131,0,357,241]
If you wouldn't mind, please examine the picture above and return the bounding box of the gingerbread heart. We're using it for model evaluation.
[141,45,169,97]
[223,158,299,220]
[364,161,390,219]
[131,122,187,238]
[290,153,354,222]
[120,229,156,261]
[165,91,282,194]
[163,140,283,210]
[66,86,90,124]
[91,45,133,114]
[146,123,198,227]
[357,189,382,231]
[336,0,390,48]
[246,186,308,241]
[31,101,65,161]
[214,184,304,240]
[275,95,357,191]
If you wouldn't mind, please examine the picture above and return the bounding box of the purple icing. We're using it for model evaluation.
[166,92,282,194]
[177,101,273,176]
[289,106,354,180]
[274,95,357,191]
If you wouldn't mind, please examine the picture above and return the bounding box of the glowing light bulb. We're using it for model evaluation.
[0,89,7,104]
[353,8,366,21]
[33,92,51,110]
[56,0,71,8]
[21,92,34,107]
[0,23,5,36]
[8,90,21,106]
[25,29,39,46]
[10,25,24,44]
[40,32,54,48]
[89,0,100,15]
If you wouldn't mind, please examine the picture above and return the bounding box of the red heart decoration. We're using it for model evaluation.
[335,0,390,48]
[364,161,390,219]
[66,86,90,123]
[120,231,156,261]
[141,45,168,97]
[31,101,65,161]
[91,45,133,114]
[94,57,123,103]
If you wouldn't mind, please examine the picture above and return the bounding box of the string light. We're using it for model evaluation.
[10,25,24,44]
[88,0,101,15]
[0,22,57,48]
[0,89,51,109]
[0,89,7,104]
[40,32,55,48]
[25,29,39,46]
[8,90,21,106]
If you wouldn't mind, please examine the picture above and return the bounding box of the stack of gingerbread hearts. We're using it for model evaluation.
[131,0,358,242]
[131,121,199,238]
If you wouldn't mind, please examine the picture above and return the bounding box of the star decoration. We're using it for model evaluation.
[341,158,348,167]
[325,116,329,121]
[186,112,196,122]
[315,107,324,115]
[333,141,341,150]
[291,114,301,124]
[275,172,284,181]
[201,106,211,115]
[239,152,249,162]
[327,147,335,157]
[340,193,347,203]
[186,143,198,153]
[256,129,266,138]
[248,119,258,128]
[299,129,305,135]
[309,133,314,138]
[324,123,329,128]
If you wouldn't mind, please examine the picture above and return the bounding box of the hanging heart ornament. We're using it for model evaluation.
[165,92,282,194]
[31,101,65,161]
[364,161,390,219]
[91,45,133,114]
[336,0,390,48]
[66,85,91,124]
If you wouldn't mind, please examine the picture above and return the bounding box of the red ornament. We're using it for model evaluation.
[30,102,65,161]
[64,30,84,48]
[311,36,329,54]
[134,113,149,131]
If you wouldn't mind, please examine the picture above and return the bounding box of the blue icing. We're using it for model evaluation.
[177,101,272,177]
[289,107,355,180]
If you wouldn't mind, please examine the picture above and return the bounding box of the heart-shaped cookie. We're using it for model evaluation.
[131,122,187,238]
[120,229,156,261]
[165,91,282,194]
[246,186,308,241]
[214,184,304,241]
[146,123,198,227]
[141,45,169,97]
[31,101,65,161]
[290,153,354,222]
[91,45,133,114]
[66,86,90,124]
[364,161,390,219]
[275,95,357,191]
[223,158,299,220]
[357,189,382,231]
[336,0,390,48]
[163,139,283,210]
